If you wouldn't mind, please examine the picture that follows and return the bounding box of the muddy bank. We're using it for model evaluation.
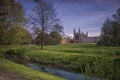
[0,70,25,80]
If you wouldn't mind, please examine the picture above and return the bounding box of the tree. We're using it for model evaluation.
[98,8,120,46]
[52,23,64,34]
[29,0,58,49]
[0,22,8,45]
[50,31,61,45]
[8,26,31,45]
[0,0,13,45]
[112,8,120,22]
[0,0,26,45]
[0,0,26,27]
[35,31,61,45]
[99,18,113,46]
[35,32,52,45]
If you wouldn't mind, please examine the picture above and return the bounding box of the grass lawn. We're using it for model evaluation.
[0,43,120,80]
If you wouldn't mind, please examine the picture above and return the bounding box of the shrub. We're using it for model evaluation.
[4,48,25,59]
[0,48,6,58]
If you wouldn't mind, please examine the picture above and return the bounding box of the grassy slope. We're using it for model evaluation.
[0,58,65,80]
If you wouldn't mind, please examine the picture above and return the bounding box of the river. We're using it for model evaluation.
[27,63,101,80]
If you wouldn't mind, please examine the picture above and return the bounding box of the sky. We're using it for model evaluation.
[17,0,120,37]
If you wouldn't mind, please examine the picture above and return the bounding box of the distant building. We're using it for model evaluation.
[73,28,99,43]
[31,33,37,44]
[61,35,72,44]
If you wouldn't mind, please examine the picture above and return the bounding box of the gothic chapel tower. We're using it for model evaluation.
[73,28,81,43]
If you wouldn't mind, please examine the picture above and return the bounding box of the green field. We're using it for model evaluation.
[0,43,120,80]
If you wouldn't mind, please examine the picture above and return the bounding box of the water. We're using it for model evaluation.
[28,63,101,80]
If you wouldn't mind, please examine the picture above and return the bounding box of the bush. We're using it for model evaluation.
[0,48,6,58]
[4,48,25,59]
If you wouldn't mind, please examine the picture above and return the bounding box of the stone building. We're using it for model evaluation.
[61,35,72,44]
[73,28,99,43]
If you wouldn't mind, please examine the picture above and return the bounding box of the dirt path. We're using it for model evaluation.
[0,70,25,80]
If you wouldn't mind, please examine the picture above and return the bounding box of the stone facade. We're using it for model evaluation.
[73,29,99,43]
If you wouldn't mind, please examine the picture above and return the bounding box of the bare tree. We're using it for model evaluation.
[29,0,58,49]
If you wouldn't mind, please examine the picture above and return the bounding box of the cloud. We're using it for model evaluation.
[17,0,120,36]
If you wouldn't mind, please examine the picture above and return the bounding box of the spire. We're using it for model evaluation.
[86,32,88,37]
[79,28,81,43]
[73,28,75,37]
[73,28,75,43]
[74,28,75,35]
[79,28,81,35]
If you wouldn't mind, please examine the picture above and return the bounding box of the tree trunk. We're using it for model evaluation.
[41,20,44,49]
[41,31,44,49]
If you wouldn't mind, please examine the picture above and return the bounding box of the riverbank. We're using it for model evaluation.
[0,58,65,80]
[28,44,120,80]
[23,44,119,80]
[0,44,120,80]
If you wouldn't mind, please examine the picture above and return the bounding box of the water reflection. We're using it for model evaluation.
[28,63,101,80]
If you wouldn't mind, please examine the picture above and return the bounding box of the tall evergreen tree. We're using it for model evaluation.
[98,8,120,46]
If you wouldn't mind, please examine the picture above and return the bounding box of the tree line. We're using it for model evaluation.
[98,8,120,46]
[0,0,63,48]
[0,0,31,45]
[1,0,119,47]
